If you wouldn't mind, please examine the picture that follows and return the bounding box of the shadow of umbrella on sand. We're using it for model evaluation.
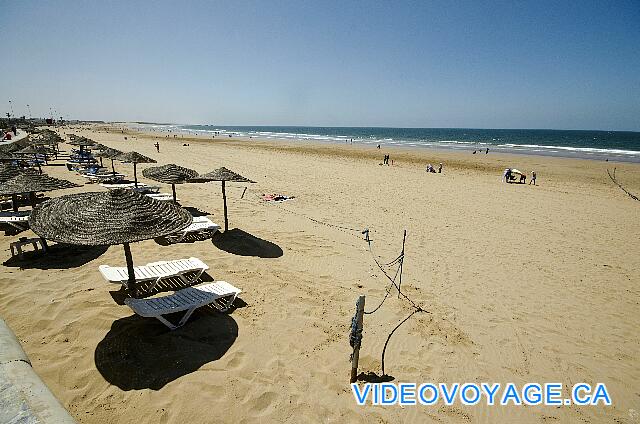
[189,167,255,232]
[28,189,192,296]
[95,312,238,390]
[142,163,197,203]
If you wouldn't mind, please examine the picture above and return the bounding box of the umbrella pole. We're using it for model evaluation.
[134,163,138,187]
[34,154,42,174]
[123,243,138,295]
[29,192,37,208]
[222,180,228,232]
[100,157,103,167]
[172,184,177,203]
[111,159,115,174]
[11,194,18,212]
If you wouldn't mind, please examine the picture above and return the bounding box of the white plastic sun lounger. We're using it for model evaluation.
[124,281,241,330]
[100,182,140,189]
[84,174,126,184]
[146,193,176,202]
[165,216,220,243]
[0,211,30,231]
[131,185,160,193]
[99,182,160,193]
[99,257,209,291]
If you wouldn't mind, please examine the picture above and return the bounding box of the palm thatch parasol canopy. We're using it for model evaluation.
[0,138,31,153]
[94,147,122,158]
[16,145,53,155]
[69,137,96,153]
[189,167,255,183]
[0,152,16,162]
[142,164,197,202]
[15,145,53,173]
[0,163,21,183]
[189,167,255,231]
[94,147,122,171]
[0,170,80,211]
[28,189,193,294]
[115,151,157,187]
[0,144,21,154]
[0,171,79,196]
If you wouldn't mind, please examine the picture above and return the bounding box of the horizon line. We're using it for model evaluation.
[112,121,640,134]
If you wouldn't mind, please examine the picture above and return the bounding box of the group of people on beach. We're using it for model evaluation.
[503,168,537,185]
[426,163,443,173]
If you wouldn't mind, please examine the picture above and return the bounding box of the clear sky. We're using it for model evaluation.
[2,1,639,130]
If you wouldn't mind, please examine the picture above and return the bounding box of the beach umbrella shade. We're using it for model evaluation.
[189,167,255,231]
[15,145,53,172]
[142,164,197,202]
[115,151,156,187]
[28,189,193,295]
[94,148,122,172]
[0,170,80,211]
[0,143,21,154]
[0,164,23,211]
[0,163,21,182]
[69,137,96,152]
[0,152,16,162]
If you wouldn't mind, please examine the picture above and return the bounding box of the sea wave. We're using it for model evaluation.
[127,123,640,162]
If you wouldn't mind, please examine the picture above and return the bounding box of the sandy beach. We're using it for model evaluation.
[1,124,639,423]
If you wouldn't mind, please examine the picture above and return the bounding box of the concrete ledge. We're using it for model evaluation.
[0,318,76,423]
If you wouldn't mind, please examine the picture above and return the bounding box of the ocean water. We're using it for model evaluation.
[131,124,640,162]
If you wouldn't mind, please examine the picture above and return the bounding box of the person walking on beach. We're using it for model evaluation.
[438,163,443,173]
[529,170,536,185]
[486,148,489,154]
[154,142,160,153]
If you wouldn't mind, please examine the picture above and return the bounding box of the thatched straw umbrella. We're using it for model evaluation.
[15,145,53,173]
[142,164,197,202]
[189,167,255,231]
[115,151,156,187]
[69,137,96,152]
[0,152,16,162]
[0,164,23,211]
[94,148,122,172]
[28,189,192,295]
[0,163,21,183]
[0,170,80,212]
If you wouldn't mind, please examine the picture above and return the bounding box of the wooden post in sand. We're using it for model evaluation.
[222,180,229,232]
[350,295,365,383]
[123,242,137,295]
[397,229,407,298]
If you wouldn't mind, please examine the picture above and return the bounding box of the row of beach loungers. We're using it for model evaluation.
[100,257,240,330]
[1,133,239,330]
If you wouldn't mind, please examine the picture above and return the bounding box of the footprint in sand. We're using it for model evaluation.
[249,391,278,416]
[226,351,247,370]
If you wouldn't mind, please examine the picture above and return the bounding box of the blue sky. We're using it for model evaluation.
[2,1,639,130]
